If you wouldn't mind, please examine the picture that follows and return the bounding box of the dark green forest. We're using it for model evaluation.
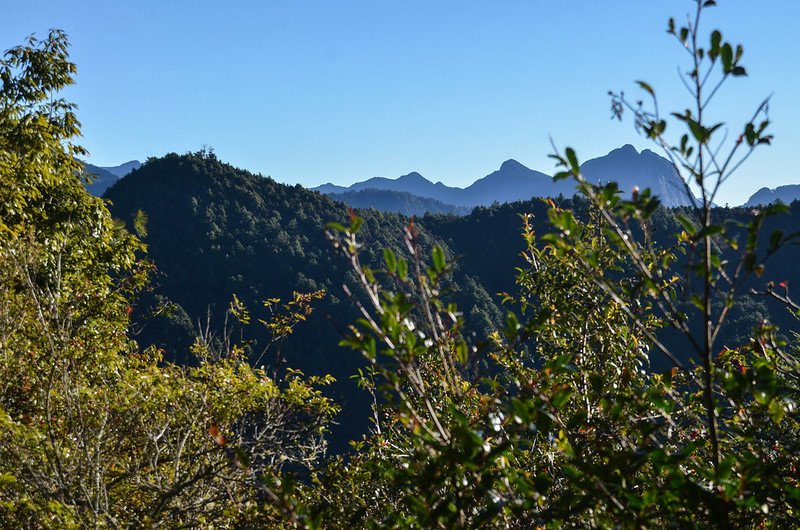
[103,151,800,452]
[104,152,505,448]
[5,1,800,528]
[327,188,470,217]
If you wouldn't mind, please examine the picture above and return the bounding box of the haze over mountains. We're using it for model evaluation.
[744,185,800,207]
[96,151,800,451]
[579,145,695,207]
[327,189,470,216]
[314,145,697,213]
[82,146,794,212]
[82,160,142,196]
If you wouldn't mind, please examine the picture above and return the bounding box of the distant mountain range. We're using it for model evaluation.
[314,145,696,212]
[98,151,800,451]
[86,147,797,212]
[744,185,800,207]
[101,152,504,450]
[327,189,469,216]
[579,145,695,207]
[315,159,565,208]
[82,160,142,196]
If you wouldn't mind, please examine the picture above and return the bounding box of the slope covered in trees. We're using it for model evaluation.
[0,30,338,528]
[103,151,504,448]
[7,2,800,527]
[104,149,800,439]
[423,198,800,367]
[327,188,469,216]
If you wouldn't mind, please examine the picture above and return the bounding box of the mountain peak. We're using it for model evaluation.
[499,159,526,171]
[579,145,696,207]
[398,171,427,183]
[744,185,800,207]
[310,144,701,209]
[609,144,639,157]
[104,160,142,178]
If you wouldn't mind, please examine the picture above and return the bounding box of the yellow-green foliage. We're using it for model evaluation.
[0,31,336,529]
[5,3,800,529]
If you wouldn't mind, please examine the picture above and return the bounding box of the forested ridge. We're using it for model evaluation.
[6,2,800,527]
[104,150,800,449]
[103,151,504,448]
[327,188,470,217]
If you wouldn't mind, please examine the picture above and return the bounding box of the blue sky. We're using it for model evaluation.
[3,1,798,205]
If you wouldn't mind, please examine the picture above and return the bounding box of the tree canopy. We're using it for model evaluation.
[4,2,800,528]
[0,30,337,528]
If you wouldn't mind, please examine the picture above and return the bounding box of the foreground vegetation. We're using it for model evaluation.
[3,2,800,528]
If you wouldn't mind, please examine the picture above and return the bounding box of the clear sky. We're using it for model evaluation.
[3,1,798,205]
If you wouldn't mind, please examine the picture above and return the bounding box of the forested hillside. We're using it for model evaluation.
[425,199,800,367]
[103,151,504,448]
[105,150,800,449]
[7,2,800,527]
[327,188,468,216]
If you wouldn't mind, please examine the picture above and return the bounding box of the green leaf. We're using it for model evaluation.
[133,209,148,238]
[694,224,723,240]
[743,253,757,272]
[326,221,348,233]
[636,80,655,97]
[769,398,785,423]
[383,248,397,274]
[677,214,697,236]
[455,340,468,364]
[553,170,572,182]
[504,311,520,340]
[690,294,704,311]
[551,388,573,410]
[770,229,783,250]
[716,455,734,481]
[397,258,408,280]
[589,373,604,393]
[565,147,580,174]
[721,43,733,73]
[686,116,709,143]
[710,30,722,60]
[432,245,446,273]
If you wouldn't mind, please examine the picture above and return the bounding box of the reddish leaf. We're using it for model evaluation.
[208,423,226,446]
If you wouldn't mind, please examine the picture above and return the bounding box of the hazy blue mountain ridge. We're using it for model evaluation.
[313,145,696,210]
[314,161,565,207]
[104,160,142,178]
[327,188,469,216]
[334,172,466,205]
[88,145,703,210]
[82,164,120,196]
[460,159,568,206]
[579,145,694,207]
[82,160,142,196]
[744,185,800,207]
